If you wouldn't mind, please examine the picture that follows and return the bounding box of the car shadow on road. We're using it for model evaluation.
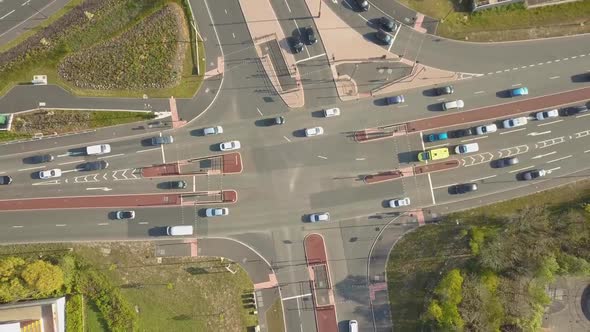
[292,129,307,138]
[373,98,389,106]
[209,144,221,152]
[148,227,169,237]
[254,119,274,127]
[571,73,589,83]
[496,90,512,98]
[190,129,205,136]
[397,151,417,164]
[140,138,154,147]
[426,103,443,112]
[310,110,325,118]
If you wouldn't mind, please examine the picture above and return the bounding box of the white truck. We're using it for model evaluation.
[86,144,111,155]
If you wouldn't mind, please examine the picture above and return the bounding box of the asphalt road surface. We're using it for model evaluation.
[0,0,590,331]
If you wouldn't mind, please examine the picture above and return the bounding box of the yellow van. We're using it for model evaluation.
[417,147,449,161]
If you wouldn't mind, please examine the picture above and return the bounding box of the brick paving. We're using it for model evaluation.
[238,0,304,108]
[0,194,181,211]
[413,160,460,174]
[222,190,238,203]
[222,153,243,174]
[141,163,180,177]
[169,97,187,128]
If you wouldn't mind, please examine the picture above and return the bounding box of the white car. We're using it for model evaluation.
[502,117,528,128]
[475,124,497,135]
[205,207,229,217]
[305,127,324,137]
[39,169,62,179]
[323,108,341,117]
[219,140,241,151]
[388,197,410,208]
[203,126,223,135]
[535,109,559,121]
[309,212,330,222]
[455,143,479,154]
[442,100,464,111]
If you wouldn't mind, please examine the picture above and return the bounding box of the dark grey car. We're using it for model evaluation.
[152,135,174,145]
[450,183,478,194]
[81,160,109,171]
[0,176,12,185]
[494,157,519,168]
[291,36,304,53]
[435,85,454,96]
[27,154,54,164]
[164,180,187,189]
[378,17,396,32]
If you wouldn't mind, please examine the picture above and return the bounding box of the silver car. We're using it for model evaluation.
[205,207,229,217]
[309,212,330,222]
[203,126,223,135]
[305,127,324,137]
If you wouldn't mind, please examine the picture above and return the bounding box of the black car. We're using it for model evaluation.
[378,17,396,32]
[561,105,589,116]
[304,26,316,45]
[354,0,369,11]
[115,210,135,220]
[494,157,519,168]
[81,160,109,171]
[165,180,187,189]
[291,36,304,53]
[450,183,478,195]
[435,85,454,96]
[520,169,546,181]
[27,154,54,164]
[375,30,392,45]
[449,128,473,138]
[0,176,12,185]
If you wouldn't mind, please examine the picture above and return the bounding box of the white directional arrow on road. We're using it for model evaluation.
[86,187,113,191]
[527,131,551,136]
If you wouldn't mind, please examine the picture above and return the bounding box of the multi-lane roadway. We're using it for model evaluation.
[1,0,590,331]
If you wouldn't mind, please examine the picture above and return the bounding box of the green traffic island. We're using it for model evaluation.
[0,109,156,142]
[0,0,205,98]
[387,179,590,331]
[0,242,259,331]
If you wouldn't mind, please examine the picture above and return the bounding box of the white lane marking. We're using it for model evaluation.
[428,143,448,149]
[86,187,112,191]
[391,24,401,46]
[61,169,77,174]
[97,223,109,226]
[22,1,32,6]
[527,131,551,136]
[520,66,527,69]
[546,155,572,164]
[12,225,24,229]
[470,174,496,182]
[504,69,510,72]
[283,136,291,142]
[512,67,518,70]
[282,293,311,301]
[563,57,569,61]
[232,32,235,38]
[136,148,160,153]
[19,166,45,171]
[549,76,560,79]
[436,98,445,101]
[355,158,366,161]
[576,113,590,118]
[58,160,84,165]
[509,166,534,174]
[283,0,292,12]
[511,83,522,87]
[56,224,67,227]
[0,10,15,20]
[0,172,5,175]
[500,128,526,135]
[528,64,535,67]
[547,166,561,173]
[428,173,436,205]
[532,151,557,159]
[161,145,166,164]
[256,108,263,116]
[397,104,409,108]
[317,155,327,160]
[537,119,563,127]
[461,135,487,142]
[554,59,560,62]
[495,71,502,74]
[224,9,227,14]
[295,52,326,64]
[585,149,590,153]
[432,183,457,190]
[138,222,149,225]
[98,153,125,159]
[474,91,485,94]
[193,175,196,192]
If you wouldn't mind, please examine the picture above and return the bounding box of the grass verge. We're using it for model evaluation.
[387,179,590,329]
[396,0,590,42]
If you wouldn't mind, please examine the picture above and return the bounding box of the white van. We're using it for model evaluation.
[442,100,464,111]
[349,320,358,332]
[455,143,479,154]
[166,225,194,236]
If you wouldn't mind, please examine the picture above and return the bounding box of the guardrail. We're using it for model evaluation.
[181,0,201,75]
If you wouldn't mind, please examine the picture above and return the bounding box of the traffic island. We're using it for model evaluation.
[303,234,338,332]
[364,161,459,184]
[141,153,243,177]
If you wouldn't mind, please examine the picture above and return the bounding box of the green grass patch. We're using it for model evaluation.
[396,0,590,41]
[0,0,204,98]
[0,131,33,142]
[265,297,285,332]
[65,294,84,331]
[387,179,590,330]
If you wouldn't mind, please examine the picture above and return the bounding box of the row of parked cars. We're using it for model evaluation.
[113,207,230,220]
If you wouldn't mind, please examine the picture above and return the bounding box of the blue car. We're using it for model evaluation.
[510,87,528,97]
[425,132,448,142]
[386,95,405,105]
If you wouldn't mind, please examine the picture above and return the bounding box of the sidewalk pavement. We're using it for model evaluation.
[237,0,304,108]
[303,0,459,101]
